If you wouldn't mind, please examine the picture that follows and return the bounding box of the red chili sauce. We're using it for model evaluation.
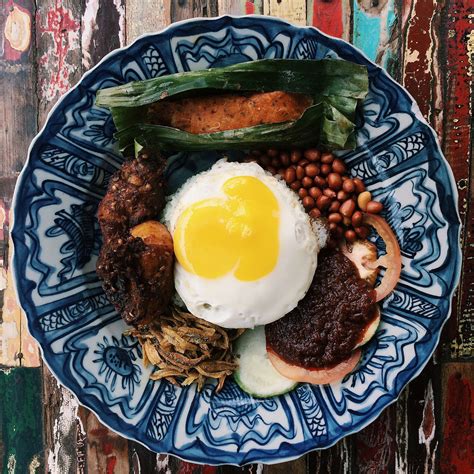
[265,250,376,368]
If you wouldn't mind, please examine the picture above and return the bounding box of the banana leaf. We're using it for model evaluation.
[96,59,368,151]
[116,100,356,152]
[96,59,369,108]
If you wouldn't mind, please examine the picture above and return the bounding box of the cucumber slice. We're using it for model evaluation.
[234,326,298,398]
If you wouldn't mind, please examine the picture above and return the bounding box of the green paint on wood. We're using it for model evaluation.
[0,368,43,473]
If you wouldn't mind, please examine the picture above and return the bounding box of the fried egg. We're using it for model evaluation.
[164,160,322,328]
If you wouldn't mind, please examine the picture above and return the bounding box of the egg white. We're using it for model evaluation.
[164,160,322,328]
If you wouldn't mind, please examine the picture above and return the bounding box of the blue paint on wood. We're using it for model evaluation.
[353,1,381,61]
[0,368,44,473]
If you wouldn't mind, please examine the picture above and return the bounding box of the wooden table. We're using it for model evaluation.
[0,1,472,472]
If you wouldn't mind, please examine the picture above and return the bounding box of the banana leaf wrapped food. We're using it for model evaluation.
[95,59,369,152]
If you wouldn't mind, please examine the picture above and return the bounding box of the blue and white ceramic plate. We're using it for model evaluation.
[12,16,461,465]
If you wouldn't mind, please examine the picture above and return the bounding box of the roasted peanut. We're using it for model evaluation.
[316,195,332,210]
[351,211,363,227]
[340,199,356,217]
[305,163,319,177]
[321,164,331,175]
[309,187,322,199]
[290,180,301,191]
[332,158,346,174]
[357,191,372,211]
[366,201,383,214]
[342,179,355,194]
[309,208,322,219]
[284,168,296,184]
[353,178,366,193]
[328,213,343,224]
[327,173,342,190]
[302,196,315,209]
[298,188,308,199]
[304,148,320,161]
[321,152,334,164]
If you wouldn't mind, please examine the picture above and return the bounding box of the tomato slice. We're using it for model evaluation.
[342,213,401,302]
[267,347,361,385]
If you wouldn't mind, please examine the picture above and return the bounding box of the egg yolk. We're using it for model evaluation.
[174,176,280,281]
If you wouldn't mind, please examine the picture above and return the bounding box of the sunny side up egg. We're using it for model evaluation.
[163,161,322,328]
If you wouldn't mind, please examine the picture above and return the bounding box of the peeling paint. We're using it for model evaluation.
[46,387,80,474]
[112,0,126,47]
[468,28,474,77]
[4,5,31,52]
[28,455,41,474]
[37,2,80,101]
[7,454,16,474]
[418,380,438,474]
[81,0,100,69]
[156,454,171,474]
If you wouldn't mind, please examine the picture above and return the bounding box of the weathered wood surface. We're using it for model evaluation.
[0,0,472,472]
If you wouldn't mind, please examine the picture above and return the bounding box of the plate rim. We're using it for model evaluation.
[10,14,462,466]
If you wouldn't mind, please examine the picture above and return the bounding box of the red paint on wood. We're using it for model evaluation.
[440,372,473,473]
[401,0,441,124]
[106,456,117,474]
[89,427,110,437]
[421,391,435,441]
[245,2,255,15]
[311,0,343,38]
[202,466,218,474]
[102,441,114,455]
[36,0,80,98]
[177,461,209,474]
[355,407,395,473]
[438,0,473,359]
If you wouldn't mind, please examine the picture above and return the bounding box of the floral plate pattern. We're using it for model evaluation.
[12,16,461,465]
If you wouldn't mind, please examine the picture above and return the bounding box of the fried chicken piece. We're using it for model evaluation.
[97,150,167,240]
[147,91,312,134]
[96,150,174,326]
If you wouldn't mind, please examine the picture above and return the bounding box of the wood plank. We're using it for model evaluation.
[0,367,44,473]
[0,0,36,179]
[263,0,307,25]
[82,0,125,69]
[0,0,40,369]
[36,0,84,124]
[171,0,218,22]
[395,387,409,472]
[217,0,263,16]
[400,0,444,135]
[243,0,263,14]
[219,466,263,474]
[352,0,400,77]
[0,214,40,368]
[307,0,351,42]
[401,360,441,473]
[439,363,474,473]
[308,437,354,473]
[42,368,85,473]
[126,0,171,44]
[217,0,245,15]
[354,405,396,473]
[79,407,130,474]
[438,0,473,362]
[264,457,306,474]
